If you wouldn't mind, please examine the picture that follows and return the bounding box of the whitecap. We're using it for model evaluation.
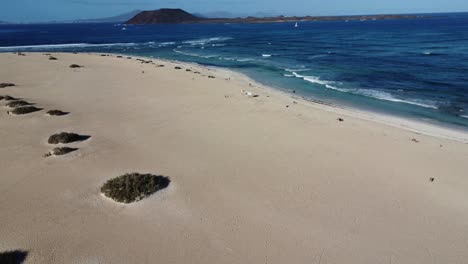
[0,42,138,51]
[182,37,233,46]
[262,54,272,57]
[172,49,217,59]
[289,71,439,109]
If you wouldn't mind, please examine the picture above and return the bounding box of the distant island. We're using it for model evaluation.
[126,8,423,25]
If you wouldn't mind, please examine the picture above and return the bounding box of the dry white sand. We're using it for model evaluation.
[1,52,468,263]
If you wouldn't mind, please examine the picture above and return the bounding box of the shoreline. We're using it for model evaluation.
[120,52,468,143]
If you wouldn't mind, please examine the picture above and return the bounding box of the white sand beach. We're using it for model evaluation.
[1,52,468,263]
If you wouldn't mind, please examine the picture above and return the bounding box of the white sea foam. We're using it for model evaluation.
[0,42,138,51]
[285,68,310,73]
[172,49,217,59]
[461,115,468,119]
[288,71,439,109]
[354,89,439,109]
[182,37,232,46]
[262,54,272,57]
[308,54,328,59]
[235,58,254,62]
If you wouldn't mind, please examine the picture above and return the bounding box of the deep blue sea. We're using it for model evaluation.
[1,13,468,129]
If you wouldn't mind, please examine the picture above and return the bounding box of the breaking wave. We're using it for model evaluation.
[289,71,439,109]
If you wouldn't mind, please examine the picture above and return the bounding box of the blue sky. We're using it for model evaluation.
[2,0,468,22]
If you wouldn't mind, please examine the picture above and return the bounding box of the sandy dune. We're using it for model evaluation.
[1,52,468,263]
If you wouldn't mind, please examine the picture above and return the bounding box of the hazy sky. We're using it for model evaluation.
[2,0,468,23]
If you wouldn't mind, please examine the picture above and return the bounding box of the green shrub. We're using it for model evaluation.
[101,173,170,203]
[0,250,28,264]
[0,95,17,101]
[0,83,15,88]
[6,100,30,108]
[48,132,89,144]
[9,106,41,115]
[44,147,78,157]
[46,110,68,116]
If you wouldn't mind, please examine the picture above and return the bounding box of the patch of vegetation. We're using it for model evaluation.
[101,173,170,203]
[44,147,78,157]
[69,64,82,68]
[0,83,15,88]
[48,132,89,144]
[0,250,28,264]
[9,106,42,115]
[0,95,17,101]
[46,109,69,116]
[49,56,58,60]
[3,96,17,101]
[6,100,30,108]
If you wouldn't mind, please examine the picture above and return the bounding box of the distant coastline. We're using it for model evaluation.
[126,8,425,25]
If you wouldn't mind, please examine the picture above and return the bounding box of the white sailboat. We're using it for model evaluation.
[294,22,299,28]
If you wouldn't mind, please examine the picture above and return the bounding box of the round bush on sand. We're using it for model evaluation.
[44,147,78,157]
[6,100,30,108]
[47,109,68,116]
[101,173,170,203]
[0,83,15,88]
[48,132,87,144]
[0,95,17,101]
[9,106,41,115]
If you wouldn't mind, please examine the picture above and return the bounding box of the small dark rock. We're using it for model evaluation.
[429,177,435,182]
[175,66,182,70]
[48,132,90,144]
[49,56,58,60]
[186,69,192,72]
[208,76,215,79]
[412,138,420,143]
[337,118,344,122]
[117,55,123,58]
[157,64,165,67]
[0,83,15,88]
[69,64,82,68]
